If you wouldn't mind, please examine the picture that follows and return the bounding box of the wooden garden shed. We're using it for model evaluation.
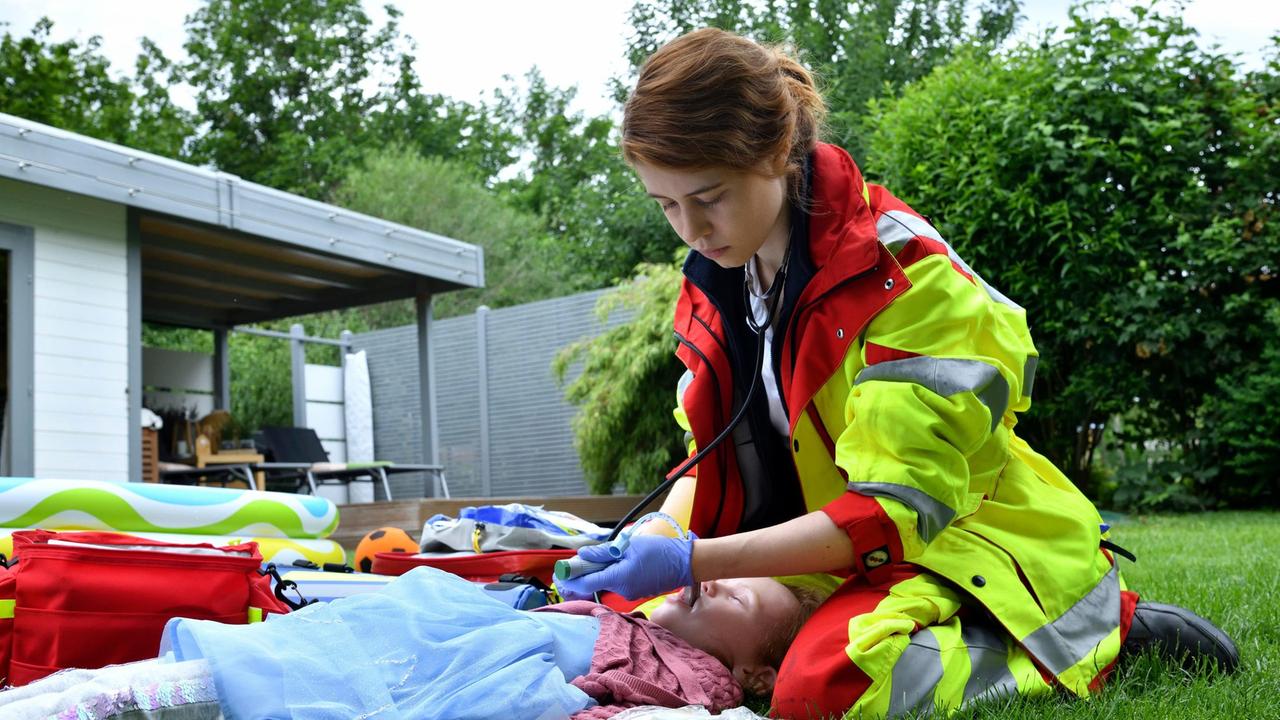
[0,112,482,485]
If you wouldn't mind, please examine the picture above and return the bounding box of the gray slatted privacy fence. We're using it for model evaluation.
[353,288,634,499]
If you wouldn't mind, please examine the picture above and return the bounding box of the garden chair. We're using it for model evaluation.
[251,426,449,501]
[158,434,262,491]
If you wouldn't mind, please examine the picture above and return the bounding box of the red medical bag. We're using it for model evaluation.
[0,529,291,687]
[368,549,643,612]
[371,548,575,586]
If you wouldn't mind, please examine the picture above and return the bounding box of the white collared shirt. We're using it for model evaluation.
[744,256,790,438]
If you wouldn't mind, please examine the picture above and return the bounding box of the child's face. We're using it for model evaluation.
[648,577,799,689]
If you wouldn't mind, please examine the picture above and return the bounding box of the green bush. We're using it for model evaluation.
[1195,301,1280,505]
[553,260,685,494]
[865,5,1279,504]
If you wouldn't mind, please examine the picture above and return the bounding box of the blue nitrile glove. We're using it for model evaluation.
[556,534,695,601]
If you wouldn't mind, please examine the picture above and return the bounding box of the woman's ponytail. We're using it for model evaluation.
[772,48,828,194]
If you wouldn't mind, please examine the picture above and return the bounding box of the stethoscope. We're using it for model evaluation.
[607,238,794,542]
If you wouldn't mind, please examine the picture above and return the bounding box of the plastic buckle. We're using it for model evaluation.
[260,563,313,611]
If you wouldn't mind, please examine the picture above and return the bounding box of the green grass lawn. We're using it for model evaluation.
[767,511,1280,719]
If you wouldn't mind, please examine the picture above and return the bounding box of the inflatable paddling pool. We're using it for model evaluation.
[0,528,346,567]
[0,477,338,539]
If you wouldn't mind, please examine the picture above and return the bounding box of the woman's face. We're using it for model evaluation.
[633,161,789,269]
[648,577,799,681]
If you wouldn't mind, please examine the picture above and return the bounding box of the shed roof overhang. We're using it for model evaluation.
[0,113,484,328]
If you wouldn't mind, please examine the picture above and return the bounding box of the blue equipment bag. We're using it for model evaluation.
[482,574,554,610]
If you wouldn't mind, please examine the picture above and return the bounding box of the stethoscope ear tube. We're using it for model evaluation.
[607,266,781,541]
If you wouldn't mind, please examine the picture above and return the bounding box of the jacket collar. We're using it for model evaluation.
[799,143,882,304]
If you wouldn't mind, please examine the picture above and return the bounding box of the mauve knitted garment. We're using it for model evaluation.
[536,600,744,719]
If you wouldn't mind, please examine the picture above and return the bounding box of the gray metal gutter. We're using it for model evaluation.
[0,113,484,289]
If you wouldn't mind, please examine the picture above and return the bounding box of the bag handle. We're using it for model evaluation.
[259,564,313,611]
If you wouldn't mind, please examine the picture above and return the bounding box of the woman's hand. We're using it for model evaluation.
[556,510,855,601]
[556,534,695,601]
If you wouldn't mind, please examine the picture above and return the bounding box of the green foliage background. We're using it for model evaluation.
[3,1,1278,508]
[0,18,193,159]
[622,0,1020,158]
[331,148,570,317]
[552,261,686,494]
[864,5,1280,504]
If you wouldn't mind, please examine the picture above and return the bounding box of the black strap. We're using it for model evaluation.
[289,558,355,574]
[1101,539,1137,563]
[492,573,559,603]
[496,573,554,594]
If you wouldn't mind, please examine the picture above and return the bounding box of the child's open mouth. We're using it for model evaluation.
[666,586,696,607]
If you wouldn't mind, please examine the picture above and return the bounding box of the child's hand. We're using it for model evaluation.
[556,534,695,601]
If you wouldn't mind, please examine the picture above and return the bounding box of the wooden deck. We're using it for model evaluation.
[332,493,667,551]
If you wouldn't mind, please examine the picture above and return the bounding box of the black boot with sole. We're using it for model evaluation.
[1123,602,1240,674]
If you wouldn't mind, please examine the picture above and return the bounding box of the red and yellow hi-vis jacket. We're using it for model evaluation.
[671,142,1122,695]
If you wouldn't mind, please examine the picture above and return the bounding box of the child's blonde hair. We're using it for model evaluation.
[761,582,829,670]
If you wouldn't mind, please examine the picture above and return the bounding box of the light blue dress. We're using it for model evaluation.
[161,566,599,720]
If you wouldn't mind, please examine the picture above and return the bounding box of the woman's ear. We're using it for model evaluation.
[734,663,779,696]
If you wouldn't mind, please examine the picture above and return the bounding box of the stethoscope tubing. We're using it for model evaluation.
[607,250,790,542]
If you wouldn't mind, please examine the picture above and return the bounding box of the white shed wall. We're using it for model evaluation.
[0,178,129,481]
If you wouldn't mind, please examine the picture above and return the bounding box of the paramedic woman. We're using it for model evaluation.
[557,27,1239,719]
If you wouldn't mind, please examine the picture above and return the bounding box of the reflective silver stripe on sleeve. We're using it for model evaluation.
[1021,565,1121,676]
[961,623,1019,706]
[889,627,943,717]
[855,356,1011,432]
[1023,356,1039,398]
[875,211,921,254]
[879,210,1022,310]
[678,370,696,448]
[847,482,956,543]
[676,369,694,407]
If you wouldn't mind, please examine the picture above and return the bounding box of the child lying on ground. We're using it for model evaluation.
[0,565,825,720]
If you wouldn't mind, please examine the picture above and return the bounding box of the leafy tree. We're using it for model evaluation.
[330,146,572,318]
[864,5,1279,504]
[623,0,1020,159]
[496,70,674,291]
[1195,302,1280,506]
[0,18,194,158]
[1191,37,1280,505]
[370,55,520,184]
[179,0,525,199]
[554,260,686,494]
[180,0,408,198]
